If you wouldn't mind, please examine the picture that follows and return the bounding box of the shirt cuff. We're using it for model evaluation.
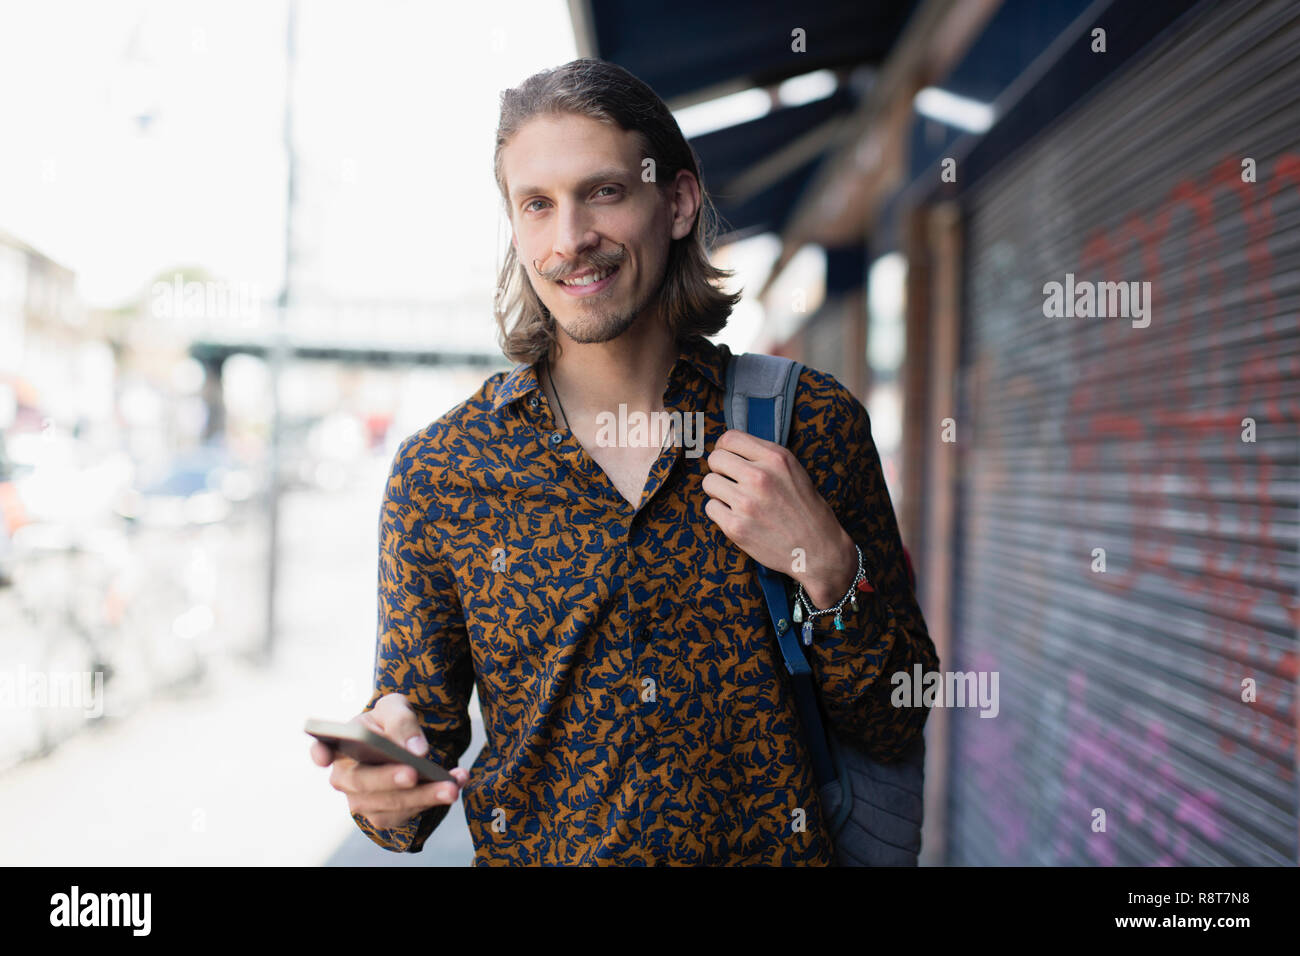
[804,579,898,679]
[351,804,447,854]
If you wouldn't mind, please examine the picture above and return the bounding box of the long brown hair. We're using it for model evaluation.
[492,57,741,365]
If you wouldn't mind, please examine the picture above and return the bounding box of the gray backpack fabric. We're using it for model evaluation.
[723,350,925,866]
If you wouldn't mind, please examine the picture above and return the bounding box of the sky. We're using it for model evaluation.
[0,0,578,307]
[0,0,824,358]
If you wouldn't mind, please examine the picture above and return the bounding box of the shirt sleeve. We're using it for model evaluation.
[792,376,941,762]
[350,434,475,853]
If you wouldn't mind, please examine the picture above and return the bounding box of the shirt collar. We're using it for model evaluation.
[679,334,730,392]
[491,359,543,412]
[491,335,730,413]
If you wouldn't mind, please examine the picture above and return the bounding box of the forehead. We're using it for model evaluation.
[503,112,643,199]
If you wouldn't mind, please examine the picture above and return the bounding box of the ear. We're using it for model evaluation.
[669,169,701,242]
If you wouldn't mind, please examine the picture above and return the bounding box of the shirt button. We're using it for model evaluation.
[549,431,563,445]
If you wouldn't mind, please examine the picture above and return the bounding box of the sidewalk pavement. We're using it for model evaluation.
[0,479,485,866]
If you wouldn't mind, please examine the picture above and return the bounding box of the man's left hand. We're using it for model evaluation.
[703,429,856,608]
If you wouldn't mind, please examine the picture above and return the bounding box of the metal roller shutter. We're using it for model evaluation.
[949,0,1300,865]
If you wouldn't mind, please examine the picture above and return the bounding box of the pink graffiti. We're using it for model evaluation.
[966,152,1300,863]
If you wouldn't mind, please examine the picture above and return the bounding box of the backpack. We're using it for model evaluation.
[723,350,926,866]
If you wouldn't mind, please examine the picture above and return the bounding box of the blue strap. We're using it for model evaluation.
[746,395,837,788]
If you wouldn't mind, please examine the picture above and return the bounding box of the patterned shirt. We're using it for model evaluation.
[352,333,938,865]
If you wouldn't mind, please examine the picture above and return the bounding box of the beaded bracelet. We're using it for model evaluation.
[792,543,874,645]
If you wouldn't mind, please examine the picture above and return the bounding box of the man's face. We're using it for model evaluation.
[502,112,693,346]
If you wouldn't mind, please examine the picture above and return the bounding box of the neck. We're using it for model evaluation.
[544,313,678,422]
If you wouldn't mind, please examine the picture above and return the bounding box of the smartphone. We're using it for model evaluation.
[304,718,453,783]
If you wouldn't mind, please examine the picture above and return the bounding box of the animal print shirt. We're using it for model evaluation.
[352,333,938,864]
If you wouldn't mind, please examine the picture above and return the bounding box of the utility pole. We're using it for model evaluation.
[263,0,298,663]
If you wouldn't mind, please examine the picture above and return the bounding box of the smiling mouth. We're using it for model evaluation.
[556,265,620,294]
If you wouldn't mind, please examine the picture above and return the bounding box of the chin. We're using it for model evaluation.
[550,308,638,345]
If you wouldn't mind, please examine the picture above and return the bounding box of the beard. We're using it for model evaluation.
[548,273,663,345]
[556,303,641,344]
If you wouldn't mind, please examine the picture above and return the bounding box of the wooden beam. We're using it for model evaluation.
[918,200,962,866]
[760,0,1002,299]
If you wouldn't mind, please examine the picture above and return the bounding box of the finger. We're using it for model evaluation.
[355,780,460,823]
[371,694,427,754]
[309,740,336,766]
[706,446,761,483]
[355,778,461,816]
[434,779,460,803]
[340,760,425,794]
[704,496,734,531]
[700,471,739,507]
[715,428,778,460]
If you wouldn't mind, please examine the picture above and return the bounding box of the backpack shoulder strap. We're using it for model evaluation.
[723,351,835,788]
[723,351,802,444]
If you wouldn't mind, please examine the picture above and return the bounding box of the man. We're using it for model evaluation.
[309,57,938,865]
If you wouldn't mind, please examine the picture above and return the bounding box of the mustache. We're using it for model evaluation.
[532,243,627,282]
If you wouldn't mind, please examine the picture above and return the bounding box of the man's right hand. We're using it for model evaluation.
[308,692,470,830]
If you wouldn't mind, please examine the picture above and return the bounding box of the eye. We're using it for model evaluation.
[595,186,619,198]
[523,199,547,213]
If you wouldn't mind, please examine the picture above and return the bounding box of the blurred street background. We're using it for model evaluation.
[1,0,1296,865]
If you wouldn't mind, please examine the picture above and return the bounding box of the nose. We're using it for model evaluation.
[551,199,600,264]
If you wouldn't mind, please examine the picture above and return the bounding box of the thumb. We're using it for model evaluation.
[372,693,426,753]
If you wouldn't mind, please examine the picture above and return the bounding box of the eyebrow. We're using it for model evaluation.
[509,166,632,206]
